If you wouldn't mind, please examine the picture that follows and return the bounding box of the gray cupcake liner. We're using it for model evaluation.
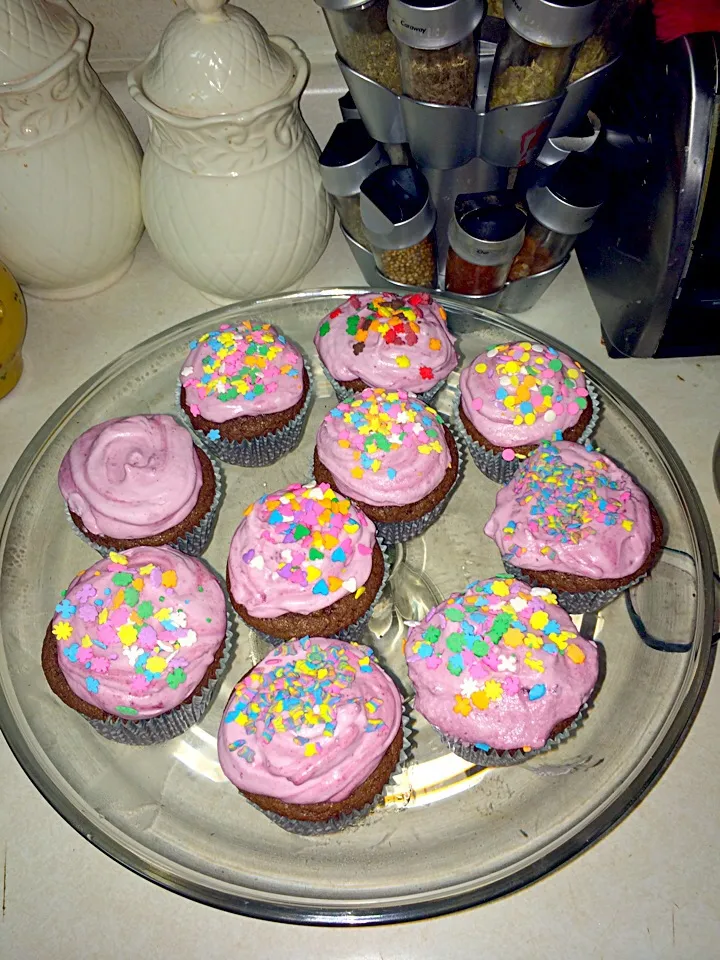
[437,702,588,768]
[87,595,237,746]
[63,450,224,559]
[176,359,314,467]
[453,378,601,486]
[246,537,391,647]
[502,559,647,614]
[249,700,414,835]
[318,358,447,407]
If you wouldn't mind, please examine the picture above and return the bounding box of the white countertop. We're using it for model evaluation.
[2,71,720,957]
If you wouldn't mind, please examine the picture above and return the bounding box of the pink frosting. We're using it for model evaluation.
[314,292,457,393]
[58,415,203,539]
[459,341,590,448]
[227,482,377,619]
[50,546,227,719]
[179,321,304,423]
[485,441,655,580]
[218,637,402,804]
[405,578,598,751]
[315,388,453,507]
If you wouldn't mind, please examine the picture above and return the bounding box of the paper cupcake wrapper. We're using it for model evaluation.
[87,597,237,745]
[249,702,414,835]
[63,451,224,559]
[247,538,391,647]
[437,702,587,768]
[453,379,601,486]
[318,358,447,407]
[502,559,647,614]
[176,360,314,467]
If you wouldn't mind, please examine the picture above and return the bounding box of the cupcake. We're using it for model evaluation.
[405,577,599,764]
[178,320,312,466]
[313,387,461,544]
[227,481,386,643]
[58,414,221,556]
[484,440,664,613]
[218,637,404,832]
[457,340,598,483]
[314,291,457,403]
[41,546,230,744]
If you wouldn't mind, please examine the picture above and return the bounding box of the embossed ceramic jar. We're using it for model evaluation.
[128,0,333,303]
[0,0,143,299]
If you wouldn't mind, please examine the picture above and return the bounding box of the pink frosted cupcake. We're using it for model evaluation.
[178,320,312,466]
[218,637,405,833]
[314,291,457,403]
[58,414,221,556]
[405,577,599,765]
[42,546,231,744]
[456,340,598,483]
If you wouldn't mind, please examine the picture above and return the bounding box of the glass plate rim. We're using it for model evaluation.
[0,287,715,927]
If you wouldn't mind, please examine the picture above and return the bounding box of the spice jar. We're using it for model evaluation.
[446,191,526,295]
[319,120,390,247]
[509,153,606,280]
[388,0,485,107]
[488,0,598,110]
[360,165,438,287]
[569,0,642,83]
[316,0,402,93]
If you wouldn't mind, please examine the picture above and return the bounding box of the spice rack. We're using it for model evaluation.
[316,0,623,312]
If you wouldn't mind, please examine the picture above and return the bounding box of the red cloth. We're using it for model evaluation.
[653,0,720,41]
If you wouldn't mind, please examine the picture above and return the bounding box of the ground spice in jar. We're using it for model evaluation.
[401,38,477,107]
[328,0,402,93]
[487,0,504,17]
[379,237,437,287]
[336,194,369,246]
[446,249,508,295]
[508,234,554,280]
[489,47,570,109]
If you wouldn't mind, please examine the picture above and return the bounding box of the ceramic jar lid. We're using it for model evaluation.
[141,0,296,118]
[0,0,78,84]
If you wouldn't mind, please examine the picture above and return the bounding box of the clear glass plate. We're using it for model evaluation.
[0,289,714,925]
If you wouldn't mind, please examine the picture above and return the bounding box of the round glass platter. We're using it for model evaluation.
[0,289,714,926]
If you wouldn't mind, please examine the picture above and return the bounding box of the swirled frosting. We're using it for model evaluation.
[50,546,227,719]
[218,637,402,804]
[459,341,590,450]
[58,415,203,539]
[227,482,377,619]
[314,292,457,393]
[180,321,304,423]
[405,578,598,751]
[484,441,654,579]
[315,388,452,507]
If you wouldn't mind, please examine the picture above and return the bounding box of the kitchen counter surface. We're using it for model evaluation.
[2,82,720,960]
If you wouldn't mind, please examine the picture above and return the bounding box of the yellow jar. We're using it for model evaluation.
[0,261,27,400]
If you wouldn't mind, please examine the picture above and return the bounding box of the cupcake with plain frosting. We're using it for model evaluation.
[457,340,597,483]
[42,546,230,744]
[484,440,663,613]
[58,414,221,556]
[218,637,404,832]
[227,481,385,643]
[179,320,312,466]
[405,577,599,764]
[313,387,461,544]
[314,291,457,402]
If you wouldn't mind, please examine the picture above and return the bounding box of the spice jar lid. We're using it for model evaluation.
[360,165,436,249]
[449,191,527,265]
[388,0,485,51]
[527,153,607,234]
[319,120,389,197]
[504,0,599,49]
[339,92,362,120]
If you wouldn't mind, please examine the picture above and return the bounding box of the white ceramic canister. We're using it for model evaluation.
[0,0,144,300]
[128,0,333,303]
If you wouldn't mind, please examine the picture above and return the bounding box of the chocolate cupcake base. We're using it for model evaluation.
[454,380,600,484]
[318,359,447,408]
[313,424,463,546]
[41,604,235,746]
[177,364,313,467]
[65,447,223,558]
[228,542,387,644]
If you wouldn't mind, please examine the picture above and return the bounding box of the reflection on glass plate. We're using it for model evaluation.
[0,289,714,926]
